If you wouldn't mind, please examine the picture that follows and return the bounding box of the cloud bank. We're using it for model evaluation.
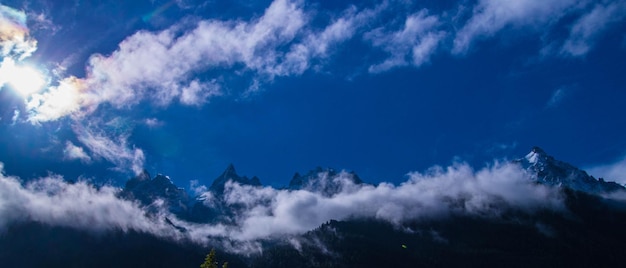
[0,161,565,253]
[0,163,174,235]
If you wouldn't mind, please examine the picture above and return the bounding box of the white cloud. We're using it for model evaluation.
[365,9,444,73]
[210,162,563,241]
[453,0,582,54]
[180,79,221,106]
[24,0,394,121]
[587,156,626,185]
[63,141,92,163]
[144,117,164,128]
[13,0,626,124]
[27,76,87,123]
[0,160,569,254]
[273,2,386,76]
[0,163,177,236]
[190,180,208,196]
[26,0,311,121]
[0,4,37,59]
[72,123,145,174]
[561,1,626,57]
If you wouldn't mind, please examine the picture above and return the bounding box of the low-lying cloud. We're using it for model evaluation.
[214,162,563,241]
[0,163,173,235]
[0,160,565,253]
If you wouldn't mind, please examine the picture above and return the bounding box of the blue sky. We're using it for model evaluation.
[0,0,625,187]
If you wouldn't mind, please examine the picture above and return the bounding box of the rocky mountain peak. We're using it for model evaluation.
[209,164,262,194]
[289,167,363,196]
[517,147,624,194]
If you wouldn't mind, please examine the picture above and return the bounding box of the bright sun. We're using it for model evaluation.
[0,58,47,97]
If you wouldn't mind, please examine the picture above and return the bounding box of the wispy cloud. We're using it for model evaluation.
[144,117,164,128]
[24,0,626,122]
[561,0,626,57]
[546,86,570,108]
[271,2,386,78]
[72,122,145,174]
[63,141,92,163]
[453,0,581,54]
[365,9,444,73]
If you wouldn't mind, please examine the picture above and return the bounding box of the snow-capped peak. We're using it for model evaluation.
[516,147,624,194]
[525,146,547,165]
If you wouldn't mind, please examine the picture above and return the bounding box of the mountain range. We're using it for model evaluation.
[1,147,626,267]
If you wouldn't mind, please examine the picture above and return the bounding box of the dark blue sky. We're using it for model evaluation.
[0,0,625,187]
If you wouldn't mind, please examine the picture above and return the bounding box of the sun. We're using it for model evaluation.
[0,58,47,97]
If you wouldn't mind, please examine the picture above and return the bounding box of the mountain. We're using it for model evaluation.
[251,192,626,268]
[289,167,364,196]
[209,164,262,195]
[188,164,262,223]
[4,147,626,267]
[516,146,624,194]
[120,170,192,217]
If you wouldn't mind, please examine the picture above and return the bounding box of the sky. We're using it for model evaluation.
[0,0,626,188]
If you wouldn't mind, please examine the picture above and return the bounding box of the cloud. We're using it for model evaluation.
[27,0,309,122]
[0,4,37,59]
[63,141,92,163]
[25,0,390,120]
[453,0,581,54]
[144,117,164,128]
[72,123,145,174]
[179,79,221,106]
[365,9,444,73]
[209,162,563,241]
[547,86,569,108]
[0,5,41,94]
[587,156,626,185]
[24,0,626,123]
[0,160,568,254]
[0,163,177,236]
[272,2,386,77]
[561,1,626,57]
[27,76,87,122]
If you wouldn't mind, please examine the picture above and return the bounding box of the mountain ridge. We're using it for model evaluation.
[515,146,624,193]
[4,147,626,267]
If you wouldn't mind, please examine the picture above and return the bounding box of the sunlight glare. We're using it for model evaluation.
[0,58,47,97]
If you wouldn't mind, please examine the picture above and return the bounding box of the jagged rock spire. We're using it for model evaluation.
[210,164,262,194]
